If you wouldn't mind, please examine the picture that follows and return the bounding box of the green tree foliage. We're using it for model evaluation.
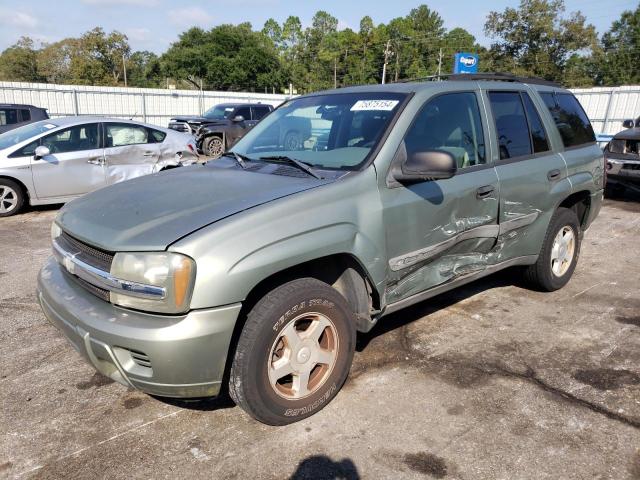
[161,23,282,91]
[484,0,598,85]
[0,4,637,91]
[0,37,41,82]
[600,5,640,85]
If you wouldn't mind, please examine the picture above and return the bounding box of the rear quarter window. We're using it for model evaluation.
[540,92,595,148]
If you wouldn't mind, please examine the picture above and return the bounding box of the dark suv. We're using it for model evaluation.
[0,104,49,134]
[168,103,273,156]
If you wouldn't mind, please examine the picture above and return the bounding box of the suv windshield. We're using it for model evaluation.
[0,120,58,151]
[203,105,235,120]
[232,92,406,170]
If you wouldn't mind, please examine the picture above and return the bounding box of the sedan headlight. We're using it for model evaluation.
[110,252,196,314]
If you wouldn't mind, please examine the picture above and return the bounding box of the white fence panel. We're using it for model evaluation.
[572,85,640,135]
[0,81,290,127]
[3,80,640,136]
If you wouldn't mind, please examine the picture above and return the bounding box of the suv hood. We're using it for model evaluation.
[57,164,331,252]
[171,116,210,123]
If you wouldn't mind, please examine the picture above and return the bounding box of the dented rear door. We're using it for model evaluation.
[103,122,160,184]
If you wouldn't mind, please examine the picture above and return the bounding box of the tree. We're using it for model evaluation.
[599,5,640,85]
[0,37,42,82]
[485,0,598,83]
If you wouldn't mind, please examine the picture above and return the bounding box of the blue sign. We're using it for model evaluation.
[454,53,479,74]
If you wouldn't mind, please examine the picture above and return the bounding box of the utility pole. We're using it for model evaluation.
[334,56,337,89]
[122,53,127,87]
[437,48,443,79]
[394,43,400,82]
[382,39,393,84]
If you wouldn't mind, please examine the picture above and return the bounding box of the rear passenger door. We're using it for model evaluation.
[103,122,160,183]
[485,88,571,261]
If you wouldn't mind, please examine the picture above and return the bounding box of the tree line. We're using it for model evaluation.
[0,0,638,93]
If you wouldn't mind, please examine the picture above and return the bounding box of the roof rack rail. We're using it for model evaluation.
[396,72,562,88]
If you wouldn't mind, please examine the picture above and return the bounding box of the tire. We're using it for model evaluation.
[524,207,581,291]
[229,278,356,425]
[0,179,25,217]
[203,136,224,159]
[283,131,302,151]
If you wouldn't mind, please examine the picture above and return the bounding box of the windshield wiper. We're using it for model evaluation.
[259,156,322,179]
[221,151,251,169]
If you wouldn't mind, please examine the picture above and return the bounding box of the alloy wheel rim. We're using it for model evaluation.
[267,312,339,400]
[0,186,17,213]
[550,226,575,277]
[284,134,300,150]
[207,138,224,158]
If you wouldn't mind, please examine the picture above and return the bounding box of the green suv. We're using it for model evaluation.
[37,75,604,425]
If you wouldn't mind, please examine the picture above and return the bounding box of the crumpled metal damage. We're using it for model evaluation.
[105,136,198,184]
[385,210,540,303]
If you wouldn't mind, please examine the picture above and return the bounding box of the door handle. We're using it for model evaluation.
[476,185,495,199]
[547,169,561,181]
[143,152,155,157]
[87,157,104,165]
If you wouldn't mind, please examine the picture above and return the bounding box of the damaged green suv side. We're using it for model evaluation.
[37,75,604,425]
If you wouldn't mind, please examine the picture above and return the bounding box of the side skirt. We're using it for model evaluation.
[380,255,538,317]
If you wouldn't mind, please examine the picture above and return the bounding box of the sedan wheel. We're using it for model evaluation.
[0,180,25,217]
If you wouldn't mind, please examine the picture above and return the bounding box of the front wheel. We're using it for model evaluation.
[0,179,25,217]
[202,136,225,159]
[524,207,581,291]
[229,278,356,425]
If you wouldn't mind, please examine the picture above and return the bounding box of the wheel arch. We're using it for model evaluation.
[0,175,30,204]
[557,190,591,229]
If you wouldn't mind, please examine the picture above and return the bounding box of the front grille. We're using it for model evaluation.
[58,232,114,271]
[74,275,110,302]
[623,163,640,171]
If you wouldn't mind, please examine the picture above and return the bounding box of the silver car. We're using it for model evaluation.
[0,116,199,217]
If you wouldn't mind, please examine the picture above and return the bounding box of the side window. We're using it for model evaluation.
[488,92,532,160]
[41,124,100,154]
[0,109,19,125]
[11,140,39,157]
[148,128,166,143]
[105,123,149,147]
[404,92,486,169]
[553,94,596,148]
[20,109,31,122]
[522,93,550,153]
[234,107,251,120]
[252,106,270,120]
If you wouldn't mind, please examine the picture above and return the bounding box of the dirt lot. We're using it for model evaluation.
[1,193,639,480]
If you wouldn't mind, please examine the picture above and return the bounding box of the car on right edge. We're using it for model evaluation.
[604,116,640,194]
[37,73,604,426]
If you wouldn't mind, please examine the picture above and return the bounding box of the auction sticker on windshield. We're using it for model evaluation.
[350,100,399,111]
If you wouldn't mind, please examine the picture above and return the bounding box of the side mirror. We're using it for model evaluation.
[232,115,245,123]
[393,149,457,184]
[622,119,634,129]
[34,145,50,159]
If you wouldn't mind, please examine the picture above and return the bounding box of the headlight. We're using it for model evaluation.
[110,252,196,314]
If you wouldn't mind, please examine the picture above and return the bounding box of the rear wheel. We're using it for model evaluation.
[524,207,581,291]
[283,131,303,150]
[229,278,356,425]
[0,179,25,217]
[203,136,224,159]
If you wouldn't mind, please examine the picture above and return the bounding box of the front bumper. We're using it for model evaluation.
[605,155,640,185]
[37,256,241,398]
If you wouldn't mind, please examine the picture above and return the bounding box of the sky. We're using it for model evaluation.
[0,0,636,54]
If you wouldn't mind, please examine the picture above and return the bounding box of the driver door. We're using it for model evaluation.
[31,123,106,199]
[379,91,500,305]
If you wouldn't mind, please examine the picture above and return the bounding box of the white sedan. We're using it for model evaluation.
[0,116,199,216]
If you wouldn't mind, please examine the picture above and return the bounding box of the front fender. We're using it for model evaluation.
[170,168,386,309]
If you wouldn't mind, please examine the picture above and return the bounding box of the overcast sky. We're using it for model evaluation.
[0,0,636,54]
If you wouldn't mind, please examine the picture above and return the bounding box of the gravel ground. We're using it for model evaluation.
[1,192,639,480]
